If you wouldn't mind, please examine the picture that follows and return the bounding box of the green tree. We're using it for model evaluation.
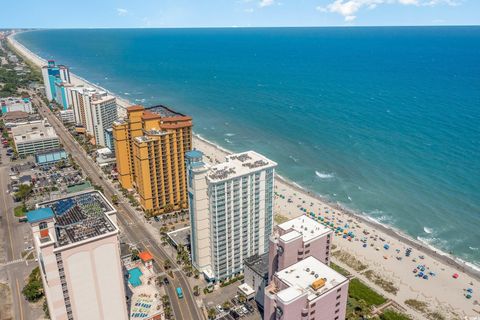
[15,184,33,203]
[207,308,217,320]
[22,267,44,302]
[193,285,199,296]
[131,249,140,261]
[111,194,119,205]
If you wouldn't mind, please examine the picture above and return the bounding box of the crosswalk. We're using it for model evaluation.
[0,258,25,267]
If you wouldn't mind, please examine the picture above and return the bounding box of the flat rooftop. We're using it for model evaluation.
[167,227,190,248]
[244,253,269,278]
[38,191,117,247]
[278,215,331,243]
[208,151,277,182]
[147,105,187,118]
[12,120,58,143]
[275,256,348,303]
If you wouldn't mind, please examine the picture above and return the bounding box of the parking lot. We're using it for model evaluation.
[202,283,261,320]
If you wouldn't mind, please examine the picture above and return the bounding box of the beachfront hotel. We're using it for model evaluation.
[68,86,117,146]
[268,215,333,279]
[113,105,192,214]
[186,150,276,281]
[26,190,128,320]
[41,60,70,101]
[263,215,348,320]
[264,256,349,320]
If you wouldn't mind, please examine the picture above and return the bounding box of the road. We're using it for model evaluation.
[0,148,38,320]
[35,98,203,320]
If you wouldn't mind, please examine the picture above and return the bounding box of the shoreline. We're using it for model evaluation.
[10,31,480,279]
[8,31,480,317]
[194,134,480,279]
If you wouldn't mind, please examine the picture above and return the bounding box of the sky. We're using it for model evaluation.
[0,0,478,28]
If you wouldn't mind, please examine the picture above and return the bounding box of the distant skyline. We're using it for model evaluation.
[1,0,479,28]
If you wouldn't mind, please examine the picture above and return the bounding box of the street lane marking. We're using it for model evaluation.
[16,278,24,320]
[1,169,15,260]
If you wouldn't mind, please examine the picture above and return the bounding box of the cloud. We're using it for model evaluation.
[317,0,460,21]
[244,8,255,12]
[116,8,128,16]
[259,0,275,7]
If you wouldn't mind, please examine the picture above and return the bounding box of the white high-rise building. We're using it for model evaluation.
[186,150,276,281]
[67,86,117,146]
[26,191,128,320]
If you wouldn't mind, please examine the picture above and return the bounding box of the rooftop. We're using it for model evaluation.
[37,191,117,247]
[139,251,154,262]
[275,256,347,303]
[147,105,187,118]
[278,215,332,243]
[244,252,269,278]
[207,151,277,182]
[27,207,54,223]
[12,120,58,143]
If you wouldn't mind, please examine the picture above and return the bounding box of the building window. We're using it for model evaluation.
[336,302,340,307]
[39,222,48,230]
[336,295,341,300]
[336,288,342,293]
[335,309,339,314]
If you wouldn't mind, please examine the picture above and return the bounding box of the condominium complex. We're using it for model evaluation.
[26,191,128,320]
[262,215,348,320]
[54,80,73,110]
[113,105,192,214]
[68,86,117,146]
[59,109,75,123]
[41,60,71,101]
[186,150,276,281]
[1,97,33,114]
[268,215,333,279]
[12,119,60,156]
[264,256,349,320]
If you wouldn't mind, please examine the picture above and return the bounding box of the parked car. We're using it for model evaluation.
[163,277,170,285]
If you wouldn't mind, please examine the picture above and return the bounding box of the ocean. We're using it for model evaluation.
[16,27,480,267]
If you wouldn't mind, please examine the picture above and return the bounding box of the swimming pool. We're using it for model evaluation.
[128,267,143,287]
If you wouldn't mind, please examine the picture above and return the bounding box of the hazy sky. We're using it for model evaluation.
[1,0,478,28]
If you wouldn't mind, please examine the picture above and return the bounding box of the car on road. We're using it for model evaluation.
[176,287,183,299]
[163,277,170,285]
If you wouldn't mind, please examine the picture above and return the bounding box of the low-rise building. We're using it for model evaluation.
[35,148,68,166]
[12,119,60,156]
[26,191,128,320]
[264,256,349,320]
[241,253,269,309]
[1,97,33,114]
[59,109,75,123]
[96,147,116,167]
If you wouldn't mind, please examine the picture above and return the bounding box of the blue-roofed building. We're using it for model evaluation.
[26,207,54,223]
[26,191,128,319]
[35,149,68,166]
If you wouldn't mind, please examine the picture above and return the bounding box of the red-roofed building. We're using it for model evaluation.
[139,251,154,269]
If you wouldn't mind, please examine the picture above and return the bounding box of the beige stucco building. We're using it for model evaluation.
[27,191,128,320]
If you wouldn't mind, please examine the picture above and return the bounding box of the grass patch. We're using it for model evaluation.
[380,310,412,320]
[349,278,386,307]
[330,262,350,277]
[332,250,368,272]
[363,270,399,295]
[14,205,26,217]
[274,214,289,224]
[404,299,428,314]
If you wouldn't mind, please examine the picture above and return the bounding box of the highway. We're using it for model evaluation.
[0,147,37,320]
[35,97,204,320]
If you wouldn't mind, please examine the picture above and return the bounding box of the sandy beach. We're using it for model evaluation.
[8,33,480,319]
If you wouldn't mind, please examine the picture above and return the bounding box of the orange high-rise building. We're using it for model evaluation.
[113,105,192,215]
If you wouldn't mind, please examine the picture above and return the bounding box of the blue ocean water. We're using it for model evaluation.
[16,27,480,266]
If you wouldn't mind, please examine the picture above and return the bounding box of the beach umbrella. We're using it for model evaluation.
[423,275,428,280]
[466,294,472,299]
[418,272,424,277]
[453,273,459,279]
[363,243,367,248]
[384,244,390,250]
[467,288,473,293]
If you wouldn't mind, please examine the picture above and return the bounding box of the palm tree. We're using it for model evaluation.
[207,308,217,320]
[193,285,199,296]
[164,259,171,270]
